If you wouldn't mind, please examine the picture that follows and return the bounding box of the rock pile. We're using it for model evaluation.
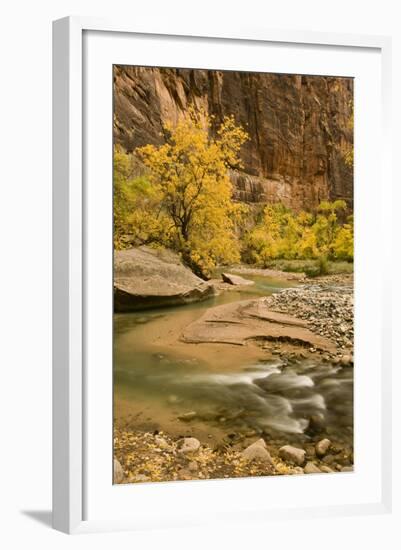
[265,284,353,353]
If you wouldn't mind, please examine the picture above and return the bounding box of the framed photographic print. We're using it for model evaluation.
[52,17,392,534]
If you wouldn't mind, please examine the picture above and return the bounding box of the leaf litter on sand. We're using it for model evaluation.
[114,428,300,483]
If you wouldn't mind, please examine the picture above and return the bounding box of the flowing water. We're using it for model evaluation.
[114,275,353,447]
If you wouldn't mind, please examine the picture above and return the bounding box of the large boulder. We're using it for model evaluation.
[114,247,215,312]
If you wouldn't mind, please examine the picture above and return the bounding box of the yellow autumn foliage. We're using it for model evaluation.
[114,108,353,276]
[243,200,353,266]
[135,107,249,276]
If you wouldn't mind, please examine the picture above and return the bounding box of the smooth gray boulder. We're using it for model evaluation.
[114,247,215,311]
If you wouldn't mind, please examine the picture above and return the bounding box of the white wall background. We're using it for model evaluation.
[0,1,399,548]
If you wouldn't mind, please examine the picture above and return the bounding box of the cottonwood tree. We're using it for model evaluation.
[137,108,249,277]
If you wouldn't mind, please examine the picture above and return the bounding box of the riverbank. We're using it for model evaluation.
[114,428,353,484]
[114,268,354,484]
[264,274,354,358]
[158,273,353,364]
[226,260,353,279]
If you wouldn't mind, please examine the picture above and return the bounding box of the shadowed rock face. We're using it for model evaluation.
[114,247,215,311]
[114,66,353,211]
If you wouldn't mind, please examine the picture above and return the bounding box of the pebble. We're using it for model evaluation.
[177,437,201,455]
[291,466,305,475]
[304,461,321,474]
[315,438,332,457]
[279,445,306,466]
[177,468,193,480]
[321,454,336,465]
[319,465,335,473]
[133,474,150,482]
[154,435,170,450]
[242,439,273,463]
[188,461,199,472]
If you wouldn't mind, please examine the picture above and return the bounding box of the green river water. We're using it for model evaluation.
[113,274,353,447]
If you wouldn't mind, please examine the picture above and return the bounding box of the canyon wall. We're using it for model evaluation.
[113,66,353,211]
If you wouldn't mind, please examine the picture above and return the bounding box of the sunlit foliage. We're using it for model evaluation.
[115,108,249,277]
[243,200,353,267]
[114,109,353,277]
[113,145,171,249]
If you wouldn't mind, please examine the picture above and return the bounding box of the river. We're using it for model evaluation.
[113,274,353,449]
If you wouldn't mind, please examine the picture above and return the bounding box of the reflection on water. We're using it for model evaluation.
[113,274,353,446]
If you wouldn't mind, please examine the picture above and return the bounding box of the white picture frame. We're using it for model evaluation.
[52,16,392,534]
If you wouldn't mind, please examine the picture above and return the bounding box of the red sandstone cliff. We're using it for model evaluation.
[113,66,353,211]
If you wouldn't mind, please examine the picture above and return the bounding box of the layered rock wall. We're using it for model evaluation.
[114,66,353,211]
